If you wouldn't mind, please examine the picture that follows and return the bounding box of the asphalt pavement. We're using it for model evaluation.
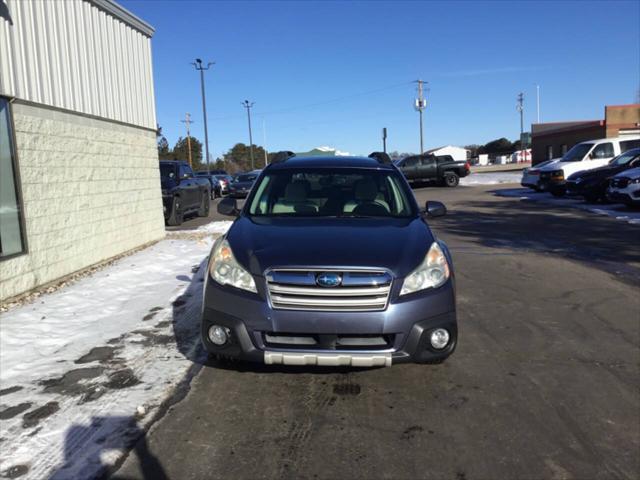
[115,184,640,480]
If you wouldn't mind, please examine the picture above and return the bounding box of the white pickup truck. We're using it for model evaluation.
[538,136,640,196]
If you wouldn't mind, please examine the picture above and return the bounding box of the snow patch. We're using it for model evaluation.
[0,223,225,478]
[460,172,521,185]
[196,220,233,234]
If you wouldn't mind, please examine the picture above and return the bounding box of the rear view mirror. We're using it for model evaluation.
[218,197,239,217]
[425,201,447,217]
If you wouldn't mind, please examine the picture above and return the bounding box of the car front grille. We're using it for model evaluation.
[611,178,630,188]
[263,332,394,350]
[266,269,392,312]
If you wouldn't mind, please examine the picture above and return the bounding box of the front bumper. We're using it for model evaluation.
[201,277,457,366]
[607,188,640,206]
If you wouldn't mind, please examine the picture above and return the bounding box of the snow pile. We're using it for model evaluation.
[495,188,640,225]
[460,172,521,185]
[196,220,233,234]
[0,222,231,479]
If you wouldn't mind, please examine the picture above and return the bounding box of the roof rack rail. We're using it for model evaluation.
[270,151,296,164]
[368,151,392,165]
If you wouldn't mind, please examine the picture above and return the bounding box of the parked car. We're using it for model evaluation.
[228,170,261,198]
[214,174,233,196]
[202,152,457,366]
[195,172,222,199]
[395,154,470,187]
[160,161,211,226]
[520,159,559,191]
[538,136,640,196]
[607,167,640,208]
[566,148,640,202]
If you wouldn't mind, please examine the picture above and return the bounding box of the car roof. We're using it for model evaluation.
[577,135,640,146]
[267,155,394,170]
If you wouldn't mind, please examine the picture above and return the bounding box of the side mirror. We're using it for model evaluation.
[425,201,447,217]
[217,197,239,217]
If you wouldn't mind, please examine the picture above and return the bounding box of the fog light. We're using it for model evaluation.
[208,325,229,345]
[430,328,449,349]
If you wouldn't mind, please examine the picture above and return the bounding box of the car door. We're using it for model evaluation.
[587,142,615,169]
[419,155,437,180]
[179,164,197,208]
[399,157,419,181]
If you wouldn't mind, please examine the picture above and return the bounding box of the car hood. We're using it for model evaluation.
[567,164,627,180]
[613,166,640,179]
[226,216,434,278]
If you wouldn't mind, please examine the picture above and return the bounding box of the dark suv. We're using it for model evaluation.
[202,153,457,367]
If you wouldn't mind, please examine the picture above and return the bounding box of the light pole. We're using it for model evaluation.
[242,100,255,170]
[516,92,525,162]
[192,58,214,173]
[536,84,540,124]
[414,80,427,155]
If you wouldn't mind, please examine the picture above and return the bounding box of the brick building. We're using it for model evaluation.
[531,104,640,164]
[0,0,165,301]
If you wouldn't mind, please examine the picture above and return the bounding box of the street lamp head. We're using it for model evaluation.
[196,58,202,64]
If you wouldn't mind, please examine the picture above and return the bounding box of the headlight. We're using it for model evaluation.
[551,170,564,177]
[632,178,640,184]
[400,242,450,296]
[208,239,257,293]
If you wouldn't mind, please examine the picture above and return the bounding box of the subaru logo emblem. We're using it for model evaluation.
[316,272,342,288]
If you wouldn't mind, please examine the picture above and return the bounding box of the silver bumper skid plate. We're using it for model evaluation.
[264,351,392,367]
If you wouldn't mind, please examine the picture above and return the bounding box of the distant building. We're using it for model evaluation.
[295,146,351,157]
[0,0,164,302]
[531,104,640,164]
[425,146,469,161]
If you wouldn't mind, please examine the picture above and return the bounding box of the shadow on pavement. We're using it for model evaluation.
[431,195,640,282]
[48,416,167,480]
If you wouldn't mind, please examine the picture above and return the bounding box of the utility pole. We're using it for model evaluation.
[414,80,427,155]
[536,84,540,123]
[242,100,255,170]
[191,58,214,173]
[516,92,524,136]
[262,118,268,167]
[382,127,387,153]
[181,113,194,168]
[517,92,525,162]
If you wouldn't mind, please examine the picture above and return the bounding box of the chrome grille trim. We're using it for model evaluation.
[265,268,392,312]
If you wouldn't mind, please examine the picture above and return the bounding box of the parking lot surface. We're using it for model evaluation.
[117,185,640,479]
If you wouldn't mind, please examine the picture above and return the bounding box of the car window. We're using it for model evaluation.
[610,149,640,166]
[562,144,592,162]
[247,168,416,218]
[236,174,257,182]
[160,163,176,178]
[620,140,640,152]
[402,158,418,168]
[591,143,614,159]
[421,156,436,166]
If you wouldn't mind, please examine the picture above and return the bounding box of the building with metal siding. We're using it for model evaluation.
[0,0,165,302]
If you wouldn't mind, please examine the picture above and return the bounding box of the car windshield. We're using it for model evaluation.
[247,168,416,218]
[610,149,640,166]
[562,144,593,162]
[159,164,176,178]
[236,174,257,182]
[195,172,209,177]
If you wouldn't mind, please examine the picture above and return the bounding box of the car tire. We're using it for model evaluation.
[551,188,565,197]
[584,193,599,203]
[424,358,445,365]
[166,196,183,226]
[444,173,459,187]
[197,193,210,217]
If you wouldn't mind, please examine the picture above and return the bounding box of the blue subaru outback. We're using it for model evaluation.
[202,152,457,366]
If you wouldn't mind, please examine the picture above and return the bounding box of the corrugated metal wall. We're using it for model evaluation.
[0,0,156,130]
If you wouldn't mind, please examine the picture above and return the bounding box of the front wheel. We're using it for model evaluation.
[550,188,566,198]
[166,196,183,226]
[584,193,600,203]
[444,173,459,187]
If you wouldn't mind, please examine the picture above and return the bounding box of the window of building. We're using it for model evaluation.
[561,144,568,155]
[546,145,553,160]
[0,98,27,259]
